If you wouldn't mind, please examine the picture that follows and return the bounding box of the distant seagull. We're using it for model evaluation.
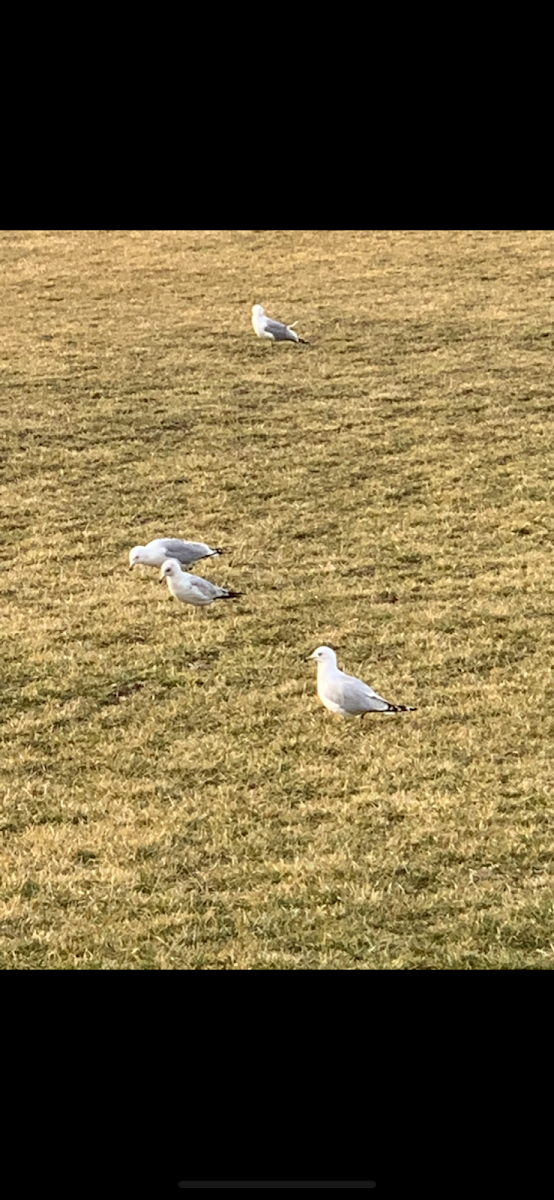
[252,304,307,344]
[129,539,225,570]
[307,646,416,719]
[159,559,242,608]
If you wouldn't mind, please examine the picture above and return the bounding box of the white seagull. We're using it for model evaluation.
[159,558,242,608]
[129,538,225,570]
[252,304,307,344]
[307,646,416,719]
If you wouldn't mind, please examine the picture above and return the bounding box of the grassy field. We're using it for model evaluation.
[2,229,554,969]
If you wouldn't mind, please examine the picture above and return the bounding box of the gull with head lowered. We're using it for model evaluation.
[159,559,242,608]
[129,538,224,570]
[307,646,416,719]
[252,304,307,344]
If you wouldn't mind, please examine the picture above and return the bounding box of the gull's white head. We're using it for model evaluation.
[309,646,338,665]
[252,304,264,317]
[160,559,180,581]
[129,546,146,568]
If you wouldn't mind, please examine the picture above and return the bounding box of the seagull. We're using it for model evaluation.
[129,538,225,570]
[252,304,307,344]
[159,558,242,607]
[307,646,416,719]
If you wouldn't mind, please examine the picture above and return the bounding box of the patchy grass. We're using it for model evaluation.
[2,229,554,969]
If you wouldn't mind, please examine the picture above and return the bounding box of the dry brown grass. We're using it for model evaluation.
[2,229,554,969]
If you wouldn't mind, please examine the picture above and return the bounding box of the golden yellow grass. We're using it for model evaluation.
[2,229,554,969]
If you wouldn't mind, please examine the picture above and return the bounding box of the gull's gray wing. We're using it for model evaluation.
[186,573,219,598]
[186,574,241,602]
[335,672,392,715]
[342,672,414,714]
[160,539,215,564]
[264,317,299,342]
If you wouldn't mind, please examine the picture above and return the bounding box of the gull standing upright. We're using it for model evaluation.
[307,646,416,719]
[159,559,242,608]
[252,304,307,344]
